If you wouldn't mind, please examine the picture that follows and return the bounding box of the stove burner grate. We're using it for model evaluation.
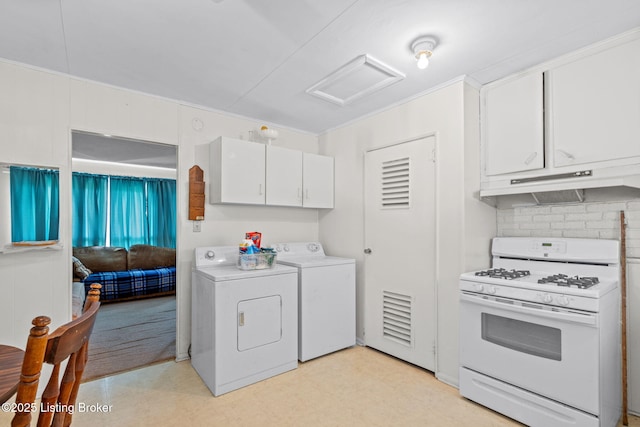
[475,268,531,280]
[537,274,599,289]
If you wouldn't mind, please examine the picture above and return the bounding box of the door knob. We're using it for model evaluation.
[364,248,372,254]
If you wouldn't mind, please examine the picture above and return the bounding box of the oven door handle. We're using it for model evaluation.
[460,293,598,326]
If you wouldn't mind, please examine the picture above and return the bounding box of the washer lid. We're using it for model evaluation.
[195,263,297,281]
[277,255,355,268]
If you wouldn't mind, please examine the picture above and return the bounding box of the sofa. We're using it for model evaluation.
[72,244,176,302]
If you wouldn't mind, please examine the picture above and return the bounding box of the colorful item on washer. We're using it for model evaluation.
[245,231,262,248]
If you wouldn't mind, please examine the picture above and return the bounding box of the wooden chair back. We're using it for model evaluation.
[11,284,101,427]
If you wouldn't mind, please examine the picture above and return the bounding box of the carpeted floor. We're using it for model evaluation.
[83,295,176,381]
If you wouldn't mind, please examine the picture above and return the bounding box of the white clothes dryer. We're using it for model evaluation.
[191,246,298,396]
[273,242,356,362]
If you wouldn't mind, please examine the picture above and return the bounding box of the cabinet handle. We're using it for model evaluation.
[556,149,575,160]
[239,312,245,326]
[524,152,537,165]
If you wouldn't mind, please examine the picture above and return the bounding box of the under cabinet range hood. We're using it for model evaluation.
[480,168,640,206]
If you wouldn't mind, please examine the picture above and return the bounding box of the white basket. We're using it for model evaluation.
[237,252,277,270]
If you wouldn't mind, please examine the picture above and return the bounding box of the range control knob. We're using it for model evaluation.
[473,284,485,293]
[487,285,497,295]
[542,293,553,304]
[558,296,570,306]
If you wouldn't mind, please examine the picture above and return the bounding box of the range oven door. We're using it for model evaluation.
[459,291,599,415]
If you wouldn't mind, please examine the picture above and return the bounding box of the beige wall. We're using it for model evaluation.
[0,62,72,348]
[0,60,320,361]
[318,79,496,385]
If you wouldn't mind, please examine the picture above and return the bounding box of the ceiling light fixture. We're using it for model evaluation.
[411,36,437,70]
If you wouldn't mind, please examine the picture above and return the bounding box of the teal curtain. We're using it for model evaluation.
[146,178,176,248]
[72,172,108,247]
[10,166,59,242]
[110,176,147,248]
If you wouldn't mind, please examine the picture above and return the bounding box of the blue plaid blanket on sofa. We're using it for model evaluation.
[83,267,176,302]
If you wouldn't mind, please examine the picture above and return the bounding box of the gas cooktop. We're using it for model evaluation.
[537,274,600,289]
[473,268,600,289]
[474,268,530,280]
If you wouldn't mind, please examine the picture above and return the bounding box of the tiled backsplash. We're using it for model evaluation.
[498,200,640,258]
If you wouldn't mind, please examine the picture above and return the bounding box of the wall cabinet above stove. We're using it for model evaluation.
[480,31,640,199]
[210,136,334,208]
[483,72,544,176]
[548,37,640,167]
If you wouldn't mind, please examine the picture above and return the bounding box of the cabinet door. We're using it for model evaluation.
[266,146,303,206]
[212,137,265,205]
[483,72,544,176]
[303,153,334,208]
[550,37,640,167]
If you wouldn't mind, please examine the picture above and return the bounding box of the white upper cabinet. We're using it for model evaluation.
[549,37,640,167]
[210,136,266,205]
[480,31,640,197]
[266,146,303,206]
[302,153,334,208]
[211,137,334,208]
[483,72,544,176]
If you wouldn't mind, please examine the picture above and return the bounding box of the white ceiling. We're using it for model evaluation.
[2,0,640,135]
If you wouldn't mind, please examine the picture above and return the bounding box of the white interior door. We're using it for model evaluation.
[364,136,437,371]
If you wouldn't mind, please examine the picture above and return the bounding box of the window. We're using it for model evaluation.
[9,166,59,242]
[72,173,176,249]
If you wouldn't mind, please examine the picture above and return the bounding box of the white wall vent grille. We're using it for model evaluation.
[381,157,410,209]
[382,291,412,347]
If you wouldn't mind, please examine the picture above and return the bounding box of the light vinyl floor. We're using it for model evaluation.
[3,346,639,426]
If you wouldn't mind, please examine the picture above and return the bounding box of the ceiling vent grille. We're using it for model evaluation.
[381,157,410,209]
[306,54,405,106]
[382,291,412,347]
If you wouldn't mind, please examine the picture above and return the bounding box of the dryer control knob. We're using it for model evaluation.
[307,242,320,252]
[283,244,290,252]
[205,250,215,260]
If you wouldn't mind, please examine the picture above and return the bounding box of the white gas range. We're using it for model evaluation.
[459,237,621,427]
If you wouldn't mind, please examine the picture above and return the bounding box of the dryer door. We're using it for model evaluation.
[238,295,282,351]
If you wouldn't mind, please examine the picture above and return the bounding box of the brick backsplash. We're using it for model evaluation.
[497,199,640,258]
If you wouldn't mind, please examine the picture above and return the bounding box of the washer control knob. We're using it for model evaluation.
[274,245,282,252]
[283,244,290,252]
[307,242,320,252]
[558,296,570,306]
[205,250,215,260]
[487,285,497,295]
[542,293,553,304]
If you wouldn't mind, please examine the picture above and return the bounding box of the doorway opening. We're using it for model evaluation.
[71,131,178,380]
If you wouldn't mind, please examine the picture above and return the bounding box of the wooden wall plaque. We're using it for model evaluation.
[189,165,205,220]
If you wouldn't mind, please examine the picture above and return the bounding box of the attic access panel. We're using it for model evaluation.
[306,54,405,106]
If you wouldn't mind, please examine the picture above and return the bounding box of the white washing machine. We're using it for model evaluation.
[273,242,356,362]
[191,246,298,396]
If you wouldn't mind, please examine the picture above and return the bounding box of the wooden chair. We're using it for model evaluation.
[11,284,102,427]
